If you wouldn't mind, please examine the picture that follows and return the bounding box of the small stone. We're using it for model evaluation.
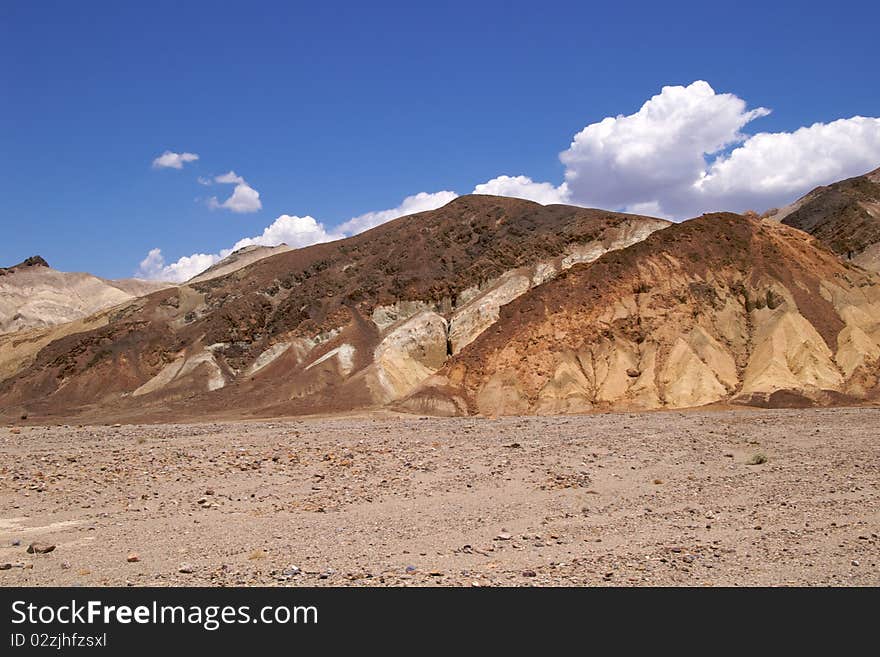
[428,570,444,577]
[495,532,512,541]
[127,553,140,563]
[851,560,860,567]
[60,561,71,570]
[27,542,56,554]
[281,566,301,577]
[205,489,215,496]
[626,368,640,378]
[405,565,417,574]
[0,563,12,570]
[197,497,208,506]
[11,539,20,547]
[178,563,195,574]
[10,428,20,435]
[522,569,537,577]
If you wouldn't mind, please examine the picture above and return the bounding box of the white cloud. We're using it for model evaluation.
[152,150,199,170]
[336,191,458,235]
[558,80,880,218]
[214,170,245,185]
[197,176,213,186]
[207,171,262,213]
[230,214,341,252]
[692,116,880,212]
[472,175,570,205]
[136,248,220,283]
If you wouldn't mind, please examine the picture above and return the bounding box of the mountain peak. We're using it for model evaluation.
[0,255,49,275]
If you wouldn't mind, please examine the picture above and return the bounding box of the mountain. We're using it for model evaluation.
[402,213,880,416]
[0,256,170,335]
[769,166,880,271]
[0,196,668,422]
[187,244,293,284]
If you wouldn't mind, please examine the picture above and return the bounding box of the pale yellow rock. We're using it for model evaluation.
[836,325,880,377]
[475,373,530,416]
[741,309,843,395]
[660,338,728,408]
[132,349,227,397]
[370,311,448,402]
[448,273,531,354]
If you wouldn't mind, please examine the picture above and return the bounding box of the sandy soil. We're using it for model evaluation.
[1,408,878,586]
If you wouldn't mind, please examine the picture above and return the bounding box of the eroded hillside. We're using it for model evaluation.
[403,213,880,416]
[0,195,667,421]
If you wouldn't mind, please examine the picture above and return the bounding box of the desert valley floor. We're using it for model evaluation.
[1,408,878,587]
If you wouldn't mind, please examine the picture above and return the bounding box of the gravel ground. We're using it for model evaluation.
[1,407,878,586]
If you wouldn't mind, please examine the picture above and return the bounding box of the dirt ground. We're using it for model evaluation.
[1,407,878,586]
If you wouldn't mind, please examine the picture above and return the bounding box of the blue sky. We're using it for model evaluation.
[2,1,879,280]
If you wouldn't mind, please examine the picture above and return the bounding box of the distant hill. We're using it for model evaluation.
[769,166,880,271]
[187,244,293,284]
[0,256,170,335]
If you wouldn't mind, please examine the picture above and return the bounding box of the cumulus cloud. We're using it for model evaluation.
[152,150,199,169]
[558,80,880,218]
[136,248,219,283]
[336,191,458,235]
[207,170,262,213]
[692,116,880,213]
[473,175,570,205]
[214,170,245,185]
[229,214,340,252]
[137,191,455,282]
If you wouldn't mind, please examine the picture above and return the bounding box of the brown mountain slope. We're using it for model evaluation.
[0,256,171,335]
[402,213,880,416]
[770,166,880,271]
[0,196,668,422]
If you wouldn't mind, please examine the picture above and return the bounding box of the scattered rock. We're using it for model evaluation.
[60,561,71,570]
[27,542,56,554]
[522,569,537,577]
[0,563,12,570]
[127,553,140,563]
[495,532,512,541]
[178,564,195,574]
